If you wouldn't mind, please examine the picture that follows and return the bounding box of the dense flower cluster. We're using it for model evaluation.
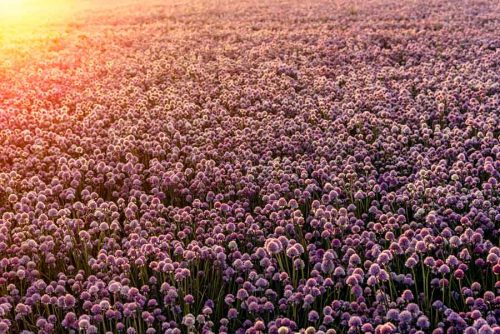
[0,0,498,333]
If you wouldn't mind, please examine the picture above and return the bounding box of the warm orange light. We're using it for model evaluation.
[0,0,74,31]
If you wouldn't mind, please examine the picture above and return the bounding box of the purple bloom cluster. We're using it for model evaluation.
[0,0,498,333]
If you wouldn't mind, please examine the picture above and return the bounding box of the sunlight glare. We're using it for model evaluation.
[0,0,74,31]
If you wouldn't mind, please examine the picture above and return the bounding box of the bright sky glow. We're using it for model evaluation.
[0,0,74,31]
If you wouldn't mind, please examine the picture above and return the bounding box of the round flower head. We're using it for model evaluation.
[277,327,289,334]
[184,294,194,304]
[405,257,418,269]
[375,322,396,334]
[182,314,195,327]
[386,309,399,321]
[348,316,362,327]
[416,315,430,328]
[265,239,283,255]
[478,325,494,334]
[0,1,497,332]
[399,311,412,323]
[227,308,238,320]
[305,327,316,334]
[401,289,414,301]
[464,328,478,334]
[308,310,319,322]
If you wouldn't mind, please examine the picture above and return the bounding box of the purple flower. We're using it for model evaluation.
[402,290,414,302]
[265,239,283,255]
[348,316,362,327]
[182,314,195,327]
[308,310,319,323]
[0,1,497,333]
[416,316,430,328]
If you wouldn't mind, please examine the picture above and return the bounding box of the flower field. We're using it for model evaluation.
[0,0,498,333]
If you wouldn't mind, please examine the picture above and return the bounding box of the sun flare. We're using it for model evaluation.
[0,0,74,31]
